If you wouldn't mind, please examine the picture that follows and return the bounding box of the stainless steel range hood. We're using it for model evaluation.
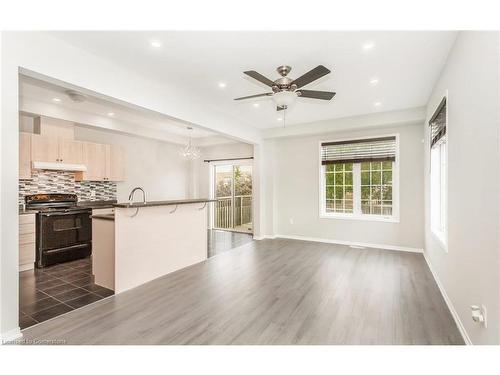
[32,161,87,172]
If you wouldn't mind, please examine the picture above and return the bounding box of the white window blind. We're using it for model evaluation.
[321,136,396,165]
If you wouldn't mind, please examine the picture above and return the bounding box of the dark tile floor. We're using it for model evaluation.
[19,257,114,330]
[207,229,253,258]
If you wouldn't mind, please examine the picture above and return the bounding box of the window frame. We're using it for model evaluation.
[318,133,400,223]
[429,93,448,251]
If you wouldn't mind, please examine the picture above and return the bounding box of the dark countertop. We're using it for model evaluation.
[113,198,216,208]
[91,213,115,221]
[19,200,116,215]
[77,200,117,209]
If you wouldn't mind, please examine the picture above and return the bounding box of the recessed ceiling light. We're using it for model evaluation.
[277,117,283,121]
[218,82,227,88]
[373,102,382,107]
[107,112,115,117]
[362,41,376,51]
[150,40,162,48]
[369,77,379,86]
[52,97,61,102]
[253,103,260,108]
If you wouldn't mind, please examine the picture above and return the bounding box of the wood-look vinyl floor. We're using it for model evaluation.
[20,239,464,345]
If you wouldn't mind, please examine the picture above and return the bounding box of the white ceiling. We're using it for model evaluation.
[49,31,457,129]
[19,76,217,138]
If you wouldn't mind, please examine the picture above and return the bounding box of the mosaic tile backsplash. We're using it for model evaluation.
[19,170,117,205]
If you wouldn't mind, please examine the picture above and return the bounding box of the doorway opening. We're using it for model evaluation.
[212,162,253,234]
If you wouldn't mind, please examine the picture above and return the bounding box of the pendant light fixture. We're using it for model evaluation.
[179,127,201,160]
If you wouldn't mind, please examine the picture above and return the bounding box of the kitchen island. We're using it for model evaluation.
[92,198,214,294]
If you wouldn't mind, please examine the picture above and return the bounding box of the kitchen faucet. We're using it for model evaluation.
[128,187,147,205]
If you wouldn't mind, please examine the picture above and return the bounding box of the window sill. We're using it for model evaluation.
[431,229,448,252]
[319,213,399,223]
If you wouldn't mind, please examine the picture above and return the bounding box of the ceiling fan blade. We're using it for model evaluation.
[292,65,331,88]
[297,90,336,100]
[244,71,276,87]
[234,92,273,101]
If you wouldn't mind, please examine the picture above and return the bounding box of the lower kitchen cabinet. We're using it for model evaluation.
[19,214,36,271]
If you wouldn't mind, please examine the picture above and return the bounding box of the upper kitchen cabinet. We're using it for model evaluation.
[76,142,124,182]
[19,132,32,179]
[31,134,84,164]
[34,116,75,139]
[59,139,84,164]
[31,134,59,163]
[78,142,107,181]
[106,145,126,181]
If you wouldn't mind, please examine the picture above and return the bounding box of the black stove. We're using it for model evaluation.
[25,194,92,268]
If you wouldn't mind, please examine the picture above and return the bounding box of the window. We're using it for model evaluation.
[325,163,353,213]
[361,161,393,216]
[429,97,447,245]
[320,136,398,221]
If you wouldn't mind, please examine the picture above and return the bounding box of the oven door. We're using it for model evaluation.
[38,210,92,251]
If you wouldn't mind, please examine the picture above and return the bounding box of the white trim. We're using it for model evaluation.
[271,234,423,253]
[0,328,22,345]
[428,91,449,253]
[423,252,472,345]
[319,213,399,223]
[254,234,277,240]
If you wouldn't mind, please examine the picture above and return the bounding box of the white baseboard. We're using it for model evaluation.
[267,234,423,253]
[423,253,472,345]
[253,235,277,240]
[0,328,22,344]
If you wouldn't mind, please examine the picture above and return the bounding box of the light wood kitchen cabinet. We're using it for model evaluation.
[34,116,74,139]
[78,142,107,181]
[19,132,32,179]
[76,143,125,182]
[19,214,36,271]
[106,145,126,181]
[31,134,59,163]
[32,134,84,164]
[59,139,84,164]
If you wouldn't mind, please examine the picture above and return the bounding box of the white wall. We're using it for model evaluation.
[424,31,500,344]
[264,123,425,250]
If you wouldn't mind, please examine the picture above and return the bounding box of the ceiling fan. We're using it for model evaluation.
[234,65,336,111]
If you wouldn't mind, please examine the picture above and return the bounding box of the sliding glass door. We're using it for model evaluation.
[213,164,252,233]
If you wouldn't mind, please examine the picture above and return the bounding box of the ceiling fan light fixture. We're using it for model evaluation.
[272,91,296,107]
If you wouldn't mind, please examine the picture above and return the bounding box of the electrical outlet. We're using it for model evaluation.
[471,305,487,328]
[289,218,294,225]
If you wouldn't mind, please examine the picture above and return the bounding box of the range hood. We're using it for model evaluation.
[32,161,87,172]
